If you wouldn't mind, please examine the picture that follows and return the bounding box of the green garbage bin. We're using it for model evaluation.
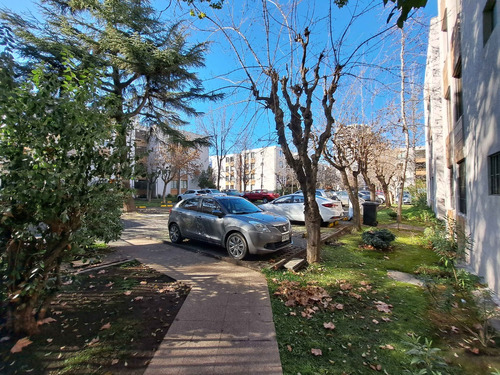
[362,201,380,226]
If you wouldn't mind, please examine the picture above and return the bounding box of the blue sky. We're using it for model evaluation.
[1,0,438,152]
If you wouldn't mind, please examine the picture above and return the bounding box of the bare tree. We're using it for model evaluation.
[324,124,364,230]
[198,1,397,263]
[198,108,239,190]
[373,142,399,208]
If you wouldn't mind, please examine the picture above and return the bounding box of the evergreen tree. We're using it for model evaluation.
[1,0,219,208]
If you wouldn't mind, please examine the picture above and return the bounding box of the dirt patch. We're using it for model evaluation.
[0,261,189,375]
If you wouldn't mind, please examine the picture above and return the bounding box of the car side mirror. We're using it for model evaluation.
[212,209,225,218]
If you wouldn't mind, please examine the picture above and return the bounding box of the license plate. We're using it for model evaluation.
[282,233,290,242]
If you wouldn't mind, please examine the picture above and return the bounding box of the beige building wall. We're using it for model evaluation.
[426,0,500,297]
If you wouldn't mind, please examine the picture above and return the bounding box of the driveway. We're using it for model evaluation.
[121,209,351,270]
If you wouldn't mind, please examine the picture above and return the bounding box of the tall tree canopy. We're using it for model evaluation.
[1,0,219,147]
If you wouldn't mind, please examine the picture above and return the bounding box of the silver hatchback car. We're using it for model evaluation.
[168,196,292,259]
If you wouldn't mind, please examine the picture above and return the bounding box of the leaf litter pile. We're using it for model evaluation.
[0,260,190,374]
[272,278,397,372]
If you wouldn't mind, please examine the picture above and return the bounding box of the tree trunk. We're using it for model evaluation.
[381,182,391,208]
[339,169,362,230]
[161,180,168,203]
[304,195,322,263]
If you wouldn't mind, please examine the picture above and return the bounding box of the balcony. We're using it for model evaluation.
[443,58,449,96]
[440,0,447,31]
[446,133,453,168]
[450,18,462,78]
[454,116,465,162]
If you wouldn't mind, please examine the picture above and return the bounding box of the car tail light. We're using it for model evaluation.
[322,203,334,207]
[169,208,172,214]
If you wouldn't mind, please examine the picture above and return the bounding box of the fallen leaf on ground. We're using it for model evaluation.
[349,292,362,300]
[323,322,336,330]
[47,338,53,343]
[380,344,394,350]
[369,364,382,371]
[334,303,344,310]
[451,326,459,333]
[88,274,95,278]
[98,270,106,274]
[374,301,393,313]
[372,319,379,325]
[140,281,147,285]
[88,337,100,346]
[100,323,111,330]
[111,359,119,365]
[287,345,293,352]
[311,348,322,356]
[11,337,33,353]
[37,317,57,326]
[124,291,132,296]
[340,283,353,290]
[134,296,144,301]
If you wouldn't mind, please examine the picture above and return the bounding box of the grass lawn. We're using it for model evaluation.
[265,206,500,375]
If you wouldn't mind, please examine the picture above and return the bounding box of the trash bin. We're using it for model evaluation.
[362,201,380,226]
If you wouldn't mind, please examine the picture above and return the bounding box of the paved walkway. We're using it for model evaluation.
[110,237,283,375]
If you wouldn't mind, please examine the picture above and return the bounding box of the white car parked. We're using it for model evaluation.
[202,189,227,197]
[177,189,207,201]
[259,194,344,223]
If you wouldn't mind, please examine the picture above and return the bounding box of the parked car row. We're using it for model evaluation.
[260,194,344,224]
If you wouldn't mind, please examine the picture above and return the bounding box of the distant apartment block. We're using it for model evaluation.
[210,146,295,192]
[425,0,499,296]
[131,125,209,198]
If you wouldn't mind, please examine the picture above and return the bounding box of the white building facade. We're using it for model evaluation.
[425,0,500,296]
[211,146,295,192]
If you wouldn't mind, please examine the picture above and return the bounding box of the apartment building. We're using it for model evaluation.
[131,125,209,197]
[425,0,499,296]
[210,146,294,192]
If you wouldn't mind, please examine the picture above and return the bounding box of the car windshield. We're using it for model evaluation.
[209,189,222,193]
[219,198,262,214]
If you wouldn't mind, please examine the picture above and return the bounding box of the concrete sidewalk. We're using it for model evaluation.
[111,237,283,375]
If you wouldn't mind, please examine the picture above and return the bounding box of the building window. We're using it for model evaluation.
[484,0,497,45]
[454,79,463,123]
[181,180,188,189]
[458,160,467,214]
[489,152,500,194]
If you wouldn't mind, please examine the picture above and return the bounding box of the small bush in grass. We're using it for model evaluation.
[362,229,396,250]
[388,210,397,219]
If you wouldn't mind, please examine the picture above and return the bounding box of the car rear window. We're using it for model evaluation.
[181,198,200,211]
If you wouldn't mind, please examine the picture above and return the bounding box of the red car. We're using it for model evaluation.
[243,189,280,203]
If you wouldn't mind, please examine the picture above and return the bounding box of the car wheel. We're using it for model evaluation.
[169,223,183,244]
[262,198,269,203]
[226,232,248,260]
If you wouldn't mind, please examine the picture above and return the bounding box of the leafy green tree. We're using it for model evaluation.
[1,0,219,208]
[0,56,125,335]
[198,167,217,189]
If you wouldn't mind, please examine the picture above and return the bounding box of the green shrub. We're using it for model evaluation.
[362,229,396,250]
[388,210,397,219]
